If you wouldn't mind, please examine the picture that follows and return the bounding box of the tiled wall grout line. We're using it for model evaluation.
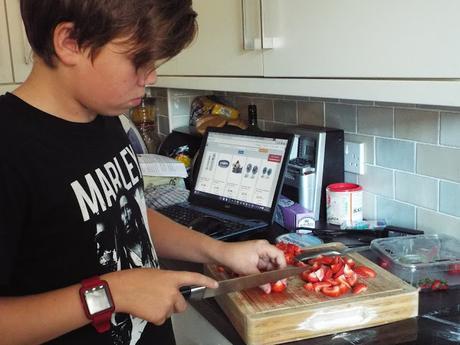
[437,179,441,213]
[437,111,441,146]
[322,102,326,126]
[392,169,396,200]
[391,107,395,138]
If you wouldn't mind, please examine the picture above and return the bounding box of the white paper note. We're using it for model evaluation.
[137,154,188,178]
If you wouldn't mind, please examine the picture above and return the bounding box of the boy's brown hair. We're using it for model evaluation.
[20,0,197,70]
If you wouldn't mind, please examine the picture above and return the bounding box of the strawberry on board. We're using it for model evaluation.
[353,283,368,294]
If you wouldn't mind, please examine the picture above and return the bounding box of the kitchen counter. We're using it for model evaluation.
[162,225,460,345]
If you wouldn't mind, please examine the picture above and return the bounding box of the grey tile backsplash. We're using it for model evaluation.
[150,87,460,238]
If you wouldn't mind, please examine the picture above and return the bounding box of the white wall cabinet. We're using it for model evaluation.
[263,0,460,78]
[5,0,32,83]
[157,0,263,76]
[0,0,13,83]
[156,1,460,106]
[159,0,460,79]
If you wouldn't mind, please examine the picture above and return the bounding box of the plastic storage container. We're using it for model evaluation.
[371,234,460,290]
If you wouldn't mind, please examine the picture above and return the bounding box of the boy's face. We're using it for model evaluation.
[73,39,157,116]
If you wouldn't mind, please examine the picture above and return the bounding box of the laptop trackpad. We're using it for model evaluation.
[189,215,226,235]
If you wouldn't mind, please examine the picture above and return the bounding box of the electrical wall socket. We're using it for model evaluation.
[344,141,365,175]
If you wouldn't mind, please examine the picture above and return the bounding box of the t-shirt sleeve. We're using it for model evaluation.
[0,155,29,288]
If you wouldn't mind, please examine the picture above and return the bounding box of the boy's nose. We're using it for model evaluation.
[146,70,157,85]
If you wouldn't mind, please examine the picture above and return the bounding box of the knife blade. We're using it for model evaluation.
[294,245,370,263]
[180,265,307,300]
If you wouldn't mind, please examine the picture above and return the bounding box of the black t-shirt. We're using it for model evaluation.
[0,93,175,345]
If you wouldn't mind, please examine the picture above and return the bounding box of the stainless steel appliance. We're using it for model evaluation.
[282,125,344,227]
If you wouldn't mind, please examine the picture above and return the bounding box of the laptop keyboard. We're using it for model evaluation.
[157,204,247,233]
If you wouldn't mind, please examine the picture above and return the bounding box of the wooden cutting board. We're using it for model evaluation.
[205,242,419,345]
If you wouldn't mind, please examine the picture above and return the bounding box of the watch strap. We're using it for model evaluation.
[80,276,115,333]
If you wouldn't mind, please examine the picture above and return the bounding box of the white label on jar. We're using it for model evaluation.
[326,189,363,225]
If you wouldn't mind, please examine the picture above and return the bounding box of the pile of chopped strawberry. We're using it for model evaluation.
[256,242,306,294]
[418,278,448,291]
[300,254,376,297]
[276,242,303,265]
[275,242,377,297]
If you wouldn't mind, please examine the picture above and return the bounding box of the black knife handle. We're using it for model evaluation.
[179,286,191,300]
[179,285,207,300]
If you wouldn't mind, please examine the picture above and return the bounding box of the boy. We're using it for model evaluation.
[0,1,286,344]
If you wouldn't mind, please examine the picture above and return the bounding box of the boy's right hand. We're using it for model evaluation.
[104,268,218,325]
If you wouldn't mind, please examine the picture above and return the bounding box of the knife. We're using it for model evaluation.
[180,265,307,300]
[294,245,370,262]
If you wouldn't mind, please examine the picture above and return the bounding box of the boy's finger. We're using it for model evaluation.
[261,244,287,268]
[173,296,188,314]
[177,271,219,289]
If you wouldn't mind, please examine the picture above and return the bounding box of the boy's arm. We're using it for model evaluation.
[0,268,217,345]
[146,208,223,263]
[147,208,286,275]
[0,284,91,345]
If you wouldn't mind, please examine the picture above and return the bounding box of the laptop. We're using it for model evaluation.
[157,126,293,240]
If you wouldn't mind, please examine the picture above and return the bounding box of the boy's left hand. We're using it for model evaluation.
[216,239,286,276]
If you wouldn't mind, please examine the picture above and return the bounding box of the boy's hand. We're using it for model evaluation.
[216,240,287,276]
[105,268,218,325]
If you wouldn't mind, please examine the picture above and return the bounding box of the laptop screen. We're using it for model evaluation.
[190,127,293,221]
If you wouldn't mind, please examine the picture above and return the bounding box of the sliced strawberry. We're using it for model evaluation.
[339,283,351,295]
[309,261,321,271]
[303,282,314,292]
[314,267,325,282]
[295,261,308,268]
[354,266,377,278]
[343,263,354,276]
[333,265,345,279]
[305,271,320,283]
[284,252,295,265]
[325,278,340,286]
[275,242,287,252]
[271,280,287,293]
[307,255,322,265]
[259,283,272,294]
[321,285,342,297]
[346,272,358,287]
[335,274,351,289]
[300,270,311,282]
[352,283,368,294]
[287,243,302,256]
[323,267,333,280]
[320,256,335,265]
[335,256,345,265]
[331,262,344,274]
[313,281,332,293]
[344,257,356,268]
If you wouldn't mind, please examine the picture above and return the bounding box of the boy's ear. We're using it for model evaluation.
[53,22,82,66]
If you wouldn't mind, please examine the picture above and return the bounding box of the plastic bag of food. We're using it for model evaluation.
[189,95,239,126]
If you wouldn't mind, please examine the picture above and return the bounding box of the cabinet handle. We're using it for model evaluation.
[242,0,262,50]
[261,0,281,50]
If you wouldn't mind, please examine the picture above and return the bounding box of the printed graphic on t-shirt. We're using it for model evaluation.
[95,186,158,271]
[70,144,159,345]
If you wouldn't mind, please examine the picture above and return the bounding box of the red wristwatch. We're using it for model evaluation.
[79,276,115,333]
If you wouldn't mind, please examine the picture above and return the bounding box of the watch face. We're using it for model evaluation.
[83,285,113,315]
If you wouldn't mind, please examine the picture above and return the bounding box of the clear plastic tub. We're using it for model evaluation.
[370,234,460,290]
